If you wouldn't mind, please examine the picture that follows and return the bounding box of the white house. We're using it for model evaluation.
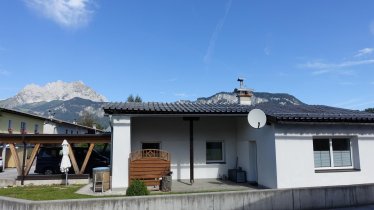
[104,84,374,191]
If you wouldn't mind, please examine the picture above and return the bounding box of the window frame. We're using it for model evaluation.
[313,137,354,170]
[206,140,225,164]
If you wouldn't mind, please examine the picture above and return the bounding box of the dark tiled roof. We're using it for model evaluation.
[103,102,374,123]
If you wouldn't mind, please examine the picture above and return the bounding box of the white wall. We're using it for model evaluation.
[43,121,57,134]
[236,117,277,188]
[43,121,90,134]
[111,115,131,190]
[274,123,374,188]
[131,117,238,180]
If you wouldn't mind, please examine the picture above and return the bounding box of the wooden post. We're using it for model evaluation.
[24,143,40,176]
[68,144,80,174]
[21,141,26,185]
[9,143,21,176]
[79,143,95,174]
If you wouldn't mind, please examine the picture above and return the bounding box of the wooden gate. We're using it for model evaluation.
[129,149,171,186]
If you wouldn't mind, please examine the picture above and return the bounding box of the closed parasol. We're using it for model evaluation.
[60,139,71,185]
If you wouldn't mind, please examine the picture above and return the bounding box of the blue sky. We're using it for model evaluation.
[1,0,374,110]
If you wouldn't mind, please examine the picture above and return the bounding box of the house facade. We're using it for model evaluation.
[0,108,45,134]
[104,89,374,190]
[0,108,100,135]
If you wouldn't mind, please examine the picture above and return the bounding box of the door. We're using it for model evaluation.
[248,141,258,183]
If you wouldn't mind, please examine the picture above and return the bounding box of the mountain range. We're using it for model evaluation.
[0,81,305,128]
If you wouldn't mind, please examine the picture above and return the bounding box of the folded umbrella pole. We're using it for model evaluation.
[60,140,72,186]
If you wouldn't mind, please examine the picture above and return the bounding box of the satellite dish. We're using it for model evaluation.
[248,109,267,129]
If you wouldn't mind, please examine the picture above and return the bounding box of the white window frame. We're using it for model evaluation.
[206,140,225,163]
[313,138,354,170]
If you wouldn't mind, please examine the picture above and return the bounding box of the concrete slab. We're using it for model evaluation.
[76,179,259,196]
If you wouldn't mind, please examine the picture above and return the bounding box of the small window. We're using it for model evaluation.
[8,120,12,129]
[313,139,331,167]
[66,129,68,134]
[71,130,73,134]
[142,143,160,150]
[206,141,225,163]
[34,124,39,134]
[313,138,353,169]
[20,122,26,133]
[332,139,352,167]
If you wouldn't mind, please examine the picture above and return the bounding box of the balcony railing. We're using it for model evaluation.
[130,149,170,161]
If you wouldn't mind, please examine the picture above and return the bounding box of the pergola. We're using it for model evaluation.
[0,134,111,177]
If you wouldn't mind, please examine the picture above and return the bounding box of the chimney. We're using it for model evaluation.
[234,77,253,105]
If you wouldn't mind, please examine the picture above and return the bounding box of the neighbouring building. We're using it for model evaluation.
[0,107,100,135]
[104,79,374,190]
[0,107,102,168]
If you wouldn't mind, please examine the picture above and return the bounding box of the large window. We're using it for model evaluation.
[313,138,352,169]
[206,141,225,163]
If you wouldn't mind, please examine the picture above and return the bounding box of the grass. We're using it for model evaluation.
[0,184,252,201]
[0,185,95,201]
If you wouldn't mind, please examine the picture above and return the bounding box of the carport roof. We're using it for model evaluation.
[103,102,374,123]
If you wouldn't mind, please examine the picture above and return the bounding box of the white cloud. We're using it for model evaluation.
[25,0,96,28]
[264,47,271,55]
[0,69,10,76]
[370,21,374,35]
[174,93,188,97]
[302,59,374,70]
[355,48,374,57]
[203,0,232,64]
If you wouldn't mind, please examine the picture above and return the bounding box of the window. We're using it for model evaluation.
[20,122,26,133]
[142,143,160,150]
[34,124,39,134]
[8,120,12,129]
[313,138,352,169]
[206,141,225,163]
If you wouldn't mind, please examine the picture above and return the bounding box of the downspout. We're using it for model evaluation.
[183,117,199,184]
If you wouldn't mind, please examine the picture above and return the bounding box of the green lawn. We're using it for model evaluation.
[0,185,95,201]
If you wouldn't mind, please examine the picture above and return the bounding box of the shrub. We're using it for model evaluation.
[126,180,150,196]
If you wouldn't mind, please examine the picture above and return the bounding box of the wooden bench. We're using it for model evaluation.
[129,150,171,187]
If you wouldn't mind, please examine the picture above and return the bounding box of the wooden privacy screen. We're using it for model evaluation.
[129,149,171,186]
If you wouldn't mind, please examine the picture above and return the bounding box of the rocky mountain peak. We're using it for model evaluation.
[1,81,107,108]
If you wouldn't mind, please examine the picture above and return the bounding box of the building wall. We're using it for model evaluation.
[131,117,238,180]
[0,111,44,134]
[274,123,374,188]
[236,117,278,188]
[43,121,90,134]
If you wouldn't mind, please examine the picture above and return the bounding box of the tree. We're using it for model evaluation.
[365,108,374,113]
[127,94,142,102]
[78,111,104,130]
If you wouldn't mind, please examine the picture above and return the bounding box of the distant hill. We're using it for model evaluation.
[15,97,107,127]
[0,81,109,128]
[196,91,304,105]
[0,81,306,129]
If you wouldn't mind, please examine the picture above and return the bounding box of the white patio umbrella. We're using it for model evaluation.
[60,139,71,185]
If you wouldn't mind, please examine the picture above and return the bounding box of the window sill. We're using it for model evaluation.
[206,162,226,164]
[315,168,361,173]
